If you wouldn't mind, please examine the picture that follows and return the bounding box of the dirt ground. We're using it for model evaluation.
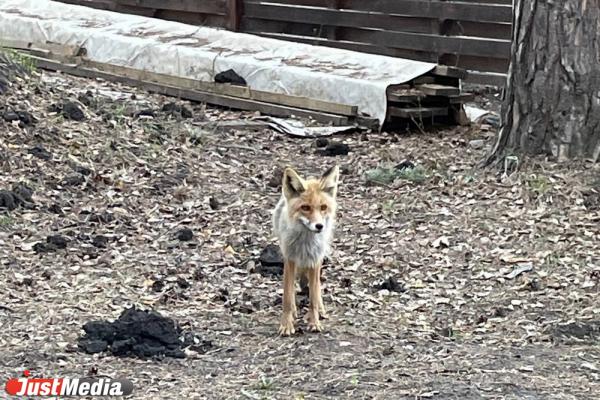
[1,62,600,400]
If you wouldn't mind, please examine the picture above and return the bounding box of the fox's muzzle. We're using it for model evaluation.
[299,216,324,233]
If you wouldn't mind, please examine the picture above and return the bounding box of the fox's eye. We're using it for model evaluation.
[320,204,328,211]
[301,205,311,212]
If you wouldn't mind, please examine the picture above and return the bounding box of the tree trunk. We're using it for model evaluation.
[486,0,600,165]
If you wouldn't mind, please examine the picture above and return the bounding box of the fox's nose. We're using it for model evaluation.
[315,223,323,231]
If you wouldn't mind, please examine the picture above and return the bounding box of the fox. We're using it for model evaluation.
[272,165,340,336]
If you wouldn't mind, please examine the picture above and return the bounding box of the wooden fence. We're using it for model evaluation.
[56,0,513,86]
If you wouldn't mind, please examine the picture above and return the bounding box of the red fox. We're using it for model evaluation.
[272,165,340,336]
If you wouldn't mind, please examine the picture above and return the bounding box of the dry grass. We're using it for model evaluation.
[0,65,599,400]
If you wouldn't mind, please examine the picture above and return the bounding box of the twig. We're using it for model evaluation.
[217,144,259,153]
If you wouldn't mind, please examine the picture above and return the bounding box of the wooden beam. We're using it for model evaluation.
[432,65,468,79]
[115,0,228,15]
[243,2,435,34]
[76,60,358,116]
[387,89,425,103]
[29,55,351,125]
[227,0,242,31]
[342,0,513,23]
[416,84,460,96]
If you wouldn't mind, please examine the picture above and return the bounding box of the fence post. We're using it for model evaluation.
[324,0,340,40]
[227,0,242,31]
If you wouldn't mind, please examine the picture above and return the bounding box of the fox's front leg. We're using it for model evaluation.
[317,265,328,319]
[278,260,296,336]
[305,266,323,332]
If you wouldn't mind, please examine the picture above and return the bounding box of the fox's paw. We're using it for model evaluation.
[292,305,298,319]
[278,314,295,336]
[305,310,322,332]
[318,304,329,320]
[308,319,323,332]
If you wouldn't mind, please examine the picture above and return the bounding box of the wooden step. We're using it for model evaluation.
[413,75,436,85]
[417,84,460,96]
[387,89,425,103]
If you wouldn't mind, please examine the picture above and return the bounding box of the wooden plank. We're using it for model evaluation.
[115,0,227,15]
[417,84,460,96]
[239,31,508,75]
[439,54,509,74]
[257,0,514,6]
[337,29,511,59]
[443,20,512,40]
[250,32,439,62]
[154,10,227,27]
[451,0,512,4]
[389,106,449,118]
[72,59,358,116]
[244,4,510,59]
[29,56,350,125]
[227,0,242,31]
[243,3,436,34]
[342,0,513,23]
[413,76,435,85]
[464,71,508,87]
[0,39,83,57]
[91,62,358,116]
[432,65,467,79]
[387,89,425,103]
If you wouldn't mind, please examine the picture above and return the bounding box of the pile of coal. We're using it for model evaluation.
[78,306,210,359]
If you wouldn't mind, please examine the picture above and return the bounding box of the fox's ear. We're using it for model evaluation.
[320,165,340,197]
[282,167,305,199]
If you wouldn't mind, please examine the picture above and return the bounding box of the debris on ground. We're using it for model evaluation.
[505,263,534,279]
[161,102,193,118]
[262,117,361,138]
[28,144,52,160]
[464,105,500,127]
[176,228,194,241]
[0,183,34,210]
[547,322,600,343]
[33,234,68,253]
[78,306,211,359]
[374,276,405,293]
[395,160,415,171]
[60,101,86,121]
[315,142,350,156]
[214,69,247,86]
[315,137,329,148]
[257,244,283,277]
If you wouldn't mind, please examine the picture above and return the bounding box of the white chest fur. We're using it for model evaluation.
[272,198,334,269]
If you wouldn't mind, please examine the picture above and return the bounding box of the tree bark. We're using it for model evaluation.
[486,0,600,165]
